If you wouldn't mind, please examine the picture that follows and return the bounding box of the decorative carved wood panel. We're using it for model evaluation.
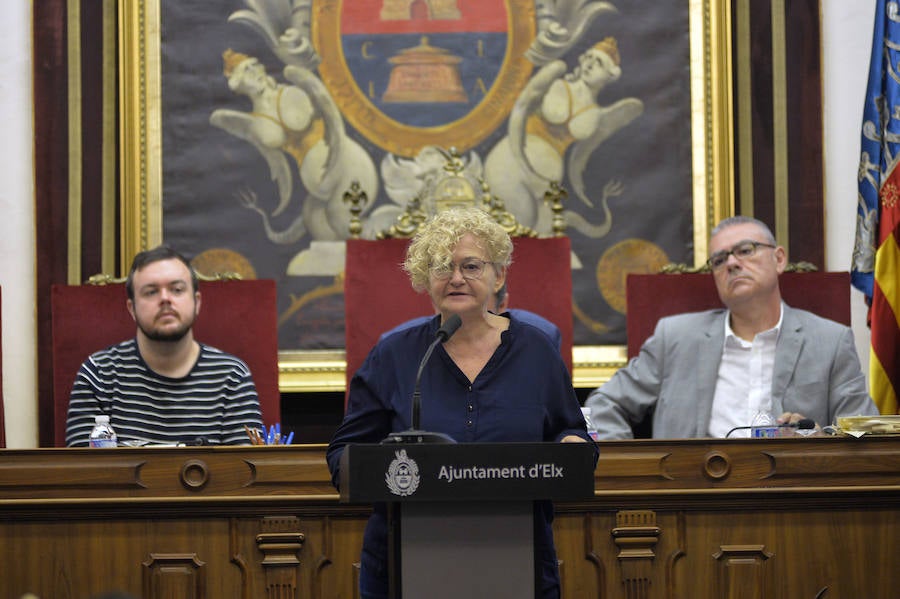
[1,440,897,598]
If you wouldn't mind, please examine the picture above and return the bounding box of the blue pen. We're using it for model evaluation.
[266,425,275,445]
[285,431,294,445]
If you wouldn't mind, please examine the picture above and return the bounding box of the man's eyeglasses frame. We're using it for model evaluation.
[706,241,776,271]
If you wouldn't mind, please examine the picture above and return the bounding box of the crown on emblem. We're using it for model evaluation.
[591,37,620,66]
[222,48,251,78]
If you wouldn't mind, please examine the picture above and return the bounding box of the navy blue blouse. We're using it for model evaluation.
[327,313,597,597]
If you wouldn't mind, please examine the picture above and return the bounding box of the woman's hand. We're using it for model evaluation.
[561,434,588,443]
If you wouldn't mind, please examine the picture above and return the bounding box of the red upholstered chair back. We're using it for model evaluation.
[625,271,852,358]
[50,279,281,447]
[344,237,574,402]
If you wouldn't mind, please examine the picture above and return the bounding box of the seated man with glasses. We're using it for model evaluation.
[585,215,877,439]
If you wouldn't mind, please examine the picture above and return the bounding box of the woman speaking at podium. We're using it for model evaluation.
[327,207,596,599]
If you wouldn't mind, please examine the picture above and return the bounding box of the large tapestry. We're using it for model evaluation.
[157,0,694,351]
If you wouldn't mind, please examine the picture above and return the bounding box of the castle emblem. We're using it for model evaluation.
[313,0,535,156]
[382,37,468,104]
[381,0,461,21]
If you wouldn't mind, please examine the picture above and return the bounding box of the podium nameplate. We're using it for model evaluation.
[339,441,596,504]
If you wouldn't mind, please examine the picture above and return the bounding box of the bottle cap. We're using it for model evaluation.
[95,415,110,424]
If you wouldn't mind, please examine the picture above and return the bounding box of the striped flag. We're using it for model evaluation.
[853,0,900,414]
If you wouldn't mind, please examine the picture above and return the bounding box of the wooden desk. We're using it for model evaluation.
[1,438,898,599]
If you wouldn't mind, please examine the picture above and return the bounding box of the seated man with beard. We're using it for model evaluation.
[65,245,263,446]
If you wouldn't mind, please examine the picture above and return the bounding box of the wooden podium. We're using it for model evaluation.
[339,442,597,598]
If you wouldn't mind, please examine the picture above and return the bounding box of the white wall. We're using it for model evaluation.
[821,0,878,378]
[0,0,35,447]
[0,1,881,446]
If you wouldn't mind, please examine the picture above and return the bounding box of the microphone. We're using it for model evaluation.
[725,418,816,438]
[186,437,212,446]
[382,314,462,445]
[413,314,462,429]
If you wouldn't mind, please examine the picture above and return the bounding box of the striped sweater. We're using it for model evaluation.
[65,338,263,447]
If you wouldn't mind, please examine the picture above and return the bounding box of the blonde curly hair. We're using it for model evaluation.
[404,208,513,291]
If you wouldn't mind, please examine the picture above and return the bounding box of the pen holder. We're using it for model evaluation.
[245,423,294,445]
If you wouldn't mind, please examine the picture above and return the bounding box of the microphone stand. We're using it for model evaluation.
[725,418,816,438]
[382,314,462,444]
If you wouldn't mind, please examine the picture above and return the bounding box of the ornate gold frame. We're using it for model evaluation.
[118,0,734,391]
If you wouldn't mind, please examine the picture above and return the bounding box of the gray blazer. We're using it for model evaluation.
[585,304,877,439]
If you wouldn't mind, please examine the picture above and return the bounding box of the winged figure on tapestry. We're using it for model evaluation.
[210,51,379,246]
[484,36,643,238]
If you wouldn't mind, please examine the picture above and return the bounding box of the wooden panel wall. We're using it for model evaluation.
[732,0,824,264]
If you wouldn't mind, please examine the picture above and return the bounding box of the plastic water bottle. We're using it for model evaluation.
[750,410,779,438]
[89,415,118,448]
[581,407,600,441]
